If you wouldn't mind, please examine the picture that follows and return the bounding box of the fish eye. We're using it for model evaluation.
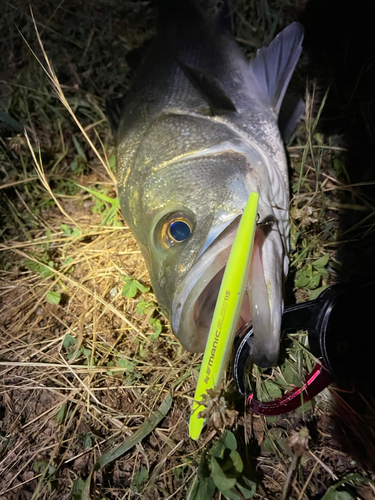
[169,220,191,242]
[160,213,193,248]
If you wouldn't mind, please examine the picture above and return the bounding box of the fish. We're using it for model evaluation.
[108,0,304,368]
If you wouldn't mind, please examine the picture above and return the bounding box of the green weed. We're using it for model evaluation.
[121,275,150,298]
[130,466,149,492]
[188,431,256,500]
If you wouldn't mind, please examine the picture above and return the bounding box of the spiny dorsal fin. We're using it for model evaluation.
[248,22,304,115]
[178,59,237,115]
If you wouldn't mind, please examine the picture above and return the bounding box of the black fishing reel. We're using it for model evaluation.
[233,282,375,414]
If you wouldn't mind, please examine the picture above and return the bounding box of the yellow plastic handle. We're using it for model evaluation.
[189,192,259,440]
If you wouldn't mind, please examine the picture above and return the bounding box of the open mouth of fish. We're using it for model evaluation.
[171,215,281,368]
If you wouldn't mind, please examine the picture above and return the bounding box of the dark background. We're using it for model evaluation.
[302,0,375,471]
[302,0,375,281]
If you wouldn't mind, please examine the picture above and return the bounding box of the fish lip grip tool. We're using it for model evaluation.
[233,282,375,415]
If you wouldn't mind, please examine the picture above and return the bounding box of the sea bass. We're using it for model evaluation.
[109,1,304,367]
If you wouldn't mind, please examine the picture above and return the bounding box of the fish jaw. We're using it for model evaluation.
[171,212,287,368]
[249,225,285,367]
[171,219,239,353]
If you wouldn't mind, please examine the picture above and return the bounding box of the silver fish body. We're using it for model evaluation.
[112,1,304,367]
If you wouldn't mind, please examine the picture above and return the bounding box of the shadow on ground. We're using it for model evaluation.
[302,0,375,473]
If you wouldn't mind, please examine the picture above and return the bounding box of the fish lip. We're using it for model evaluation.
[171,215,242,352]
[171,211,285,367]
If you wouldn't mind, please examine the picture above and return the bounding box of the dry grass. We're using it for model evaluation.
[1,0,375,499]
[0,159,201,498]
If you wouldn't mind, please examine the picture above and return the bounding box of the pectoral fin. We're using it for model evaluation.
[178,60,237,115]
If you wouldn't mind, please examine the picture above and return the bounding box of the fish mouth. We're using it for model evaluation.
[171,215,283,368]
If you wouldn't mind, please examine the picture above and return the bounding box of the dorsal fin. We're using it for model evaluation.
[178,59,237,115]
[248,22,304,115]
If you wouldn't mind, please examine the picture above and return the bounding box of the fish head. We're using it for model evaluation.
[121,145,288,368]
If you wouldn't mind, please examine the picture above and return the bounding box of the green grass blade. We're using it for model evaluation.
[71,475,92,500]
[94,392,173,470]
[100,200,121,226]
[76,183,118,205]
[0,109,23,133]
